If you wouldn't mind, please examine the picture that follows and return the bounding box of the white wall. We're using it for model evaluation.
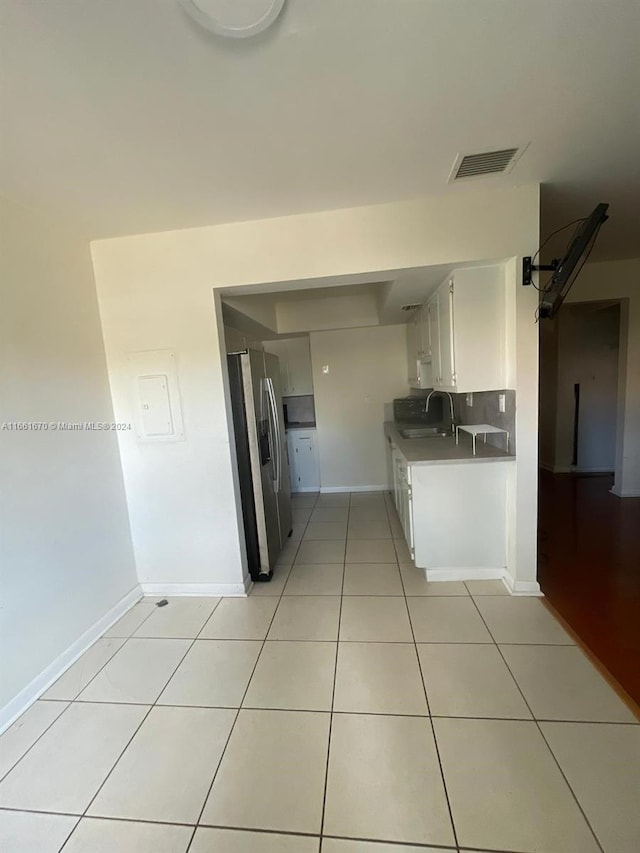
[0,197,138,721]
[505,255,541,592]
[554,304,619,472]
[310,325,408,489]
[277,293,379,333]
[565,258,640,496]
[90,184,540,590]
[223,296,277,331]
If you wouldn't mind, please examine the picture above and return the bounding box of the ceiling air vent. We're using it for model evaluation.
[401,304,421,312]
[449,146,525,182]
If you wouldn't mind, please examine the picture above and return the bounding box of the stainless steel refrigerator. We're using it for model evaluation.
[227,349,292,581]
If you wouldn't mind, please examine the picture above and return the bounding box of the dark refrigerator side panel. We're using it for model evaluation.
[227,354,261,580]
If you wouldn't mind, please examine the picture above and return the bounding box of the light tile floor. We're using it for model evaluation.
[1,490,638,853]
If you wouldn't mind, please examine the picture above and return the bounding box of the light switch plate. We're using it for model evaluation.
[466,393,473,406]
[498,393,506,413]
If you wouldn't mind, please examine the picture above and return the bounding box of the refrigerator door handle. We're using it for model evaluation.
[270,378,281,493]
[265,377,281,493]
[260,378,275,479]
[266,378,278,492]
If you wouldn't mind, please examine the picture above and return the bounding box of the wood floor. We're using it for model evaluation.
[538,469,640,706]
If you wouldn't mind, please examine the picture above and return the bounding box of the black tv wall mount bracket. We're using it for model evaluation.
[522,257,559,287]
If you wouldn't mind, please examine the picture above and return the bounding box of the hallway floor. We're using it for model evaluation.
[1,490,638,853]
[538,470,640,707]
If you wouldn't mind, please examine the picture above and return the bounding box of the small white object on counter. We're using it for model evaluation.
[456,424,510,455]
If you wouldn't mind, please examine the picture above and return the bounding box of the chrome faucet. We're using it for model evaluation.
[425,390,456,435]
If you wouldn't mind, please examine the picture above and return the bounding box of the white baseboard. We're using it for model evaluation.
[291,487,320,493]
[422,567,542,597]
[320,485,387,493]
[610,486,640,498]
[0,584,143,735]
[140,581,250,597]
[502,572,543,596]
[425,567,507,582]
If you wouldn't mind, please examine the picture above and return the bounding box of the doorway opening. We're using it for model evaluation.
[538,299,640,708]
[540,301,620,477]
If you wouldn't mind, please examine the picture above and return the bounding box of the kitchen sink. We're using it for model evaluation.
[399,426,449,439]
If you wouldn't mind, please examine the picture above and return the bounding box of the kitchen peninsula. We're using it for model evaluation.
[385,421,515,585]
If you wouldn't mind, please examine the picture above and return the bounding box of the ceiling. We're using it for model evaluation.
[1,0,639,260]
[222,261,484,336]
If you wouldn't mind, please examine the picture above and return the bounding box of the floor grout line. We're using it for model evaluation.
[0,595,171,786]
[2,804,613,853]
[5,698,632,726]
[317,491,348,840]
[55,636,128,702]
[57,599,226,851]
[2,492,633,852]
[44,599,221,853]
[183,496,318,853]
[540,595,640,721]
[0,806,198,826]
[9,798,601,853]
[390,490,460,852]
[0,704,71,787]
[466,592,606,853]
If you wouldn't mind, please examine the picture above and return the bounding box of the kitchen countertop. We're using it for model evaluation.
[286,422,316,431]
[384,421,515,466]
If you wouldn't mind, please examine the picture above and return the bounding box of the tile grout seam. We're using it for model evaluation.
[183,491,320,852]
[0,593,171,786]
[390,490,460,851]
[57,597,228,850]
[317,491,349,840]
[466,593,606,853]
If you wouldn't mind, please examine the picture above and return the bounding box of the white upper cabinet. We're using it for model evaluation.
[437,280,456,389]
[285,337,314,396]
[435,265,506,393]
[420,302,432,359]
[427,297,441,386]
[264,336,314,396]
[406,309,423,388]
[406,264,506,393]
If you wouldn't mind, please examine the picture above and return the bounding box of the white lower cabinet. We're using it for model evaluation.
[287,429,320,491]
[388,438,510,576]
[392,448,414,558]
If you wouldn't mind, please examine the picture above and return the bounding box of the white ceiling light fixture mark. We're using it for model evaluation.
[178,0,286,39]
